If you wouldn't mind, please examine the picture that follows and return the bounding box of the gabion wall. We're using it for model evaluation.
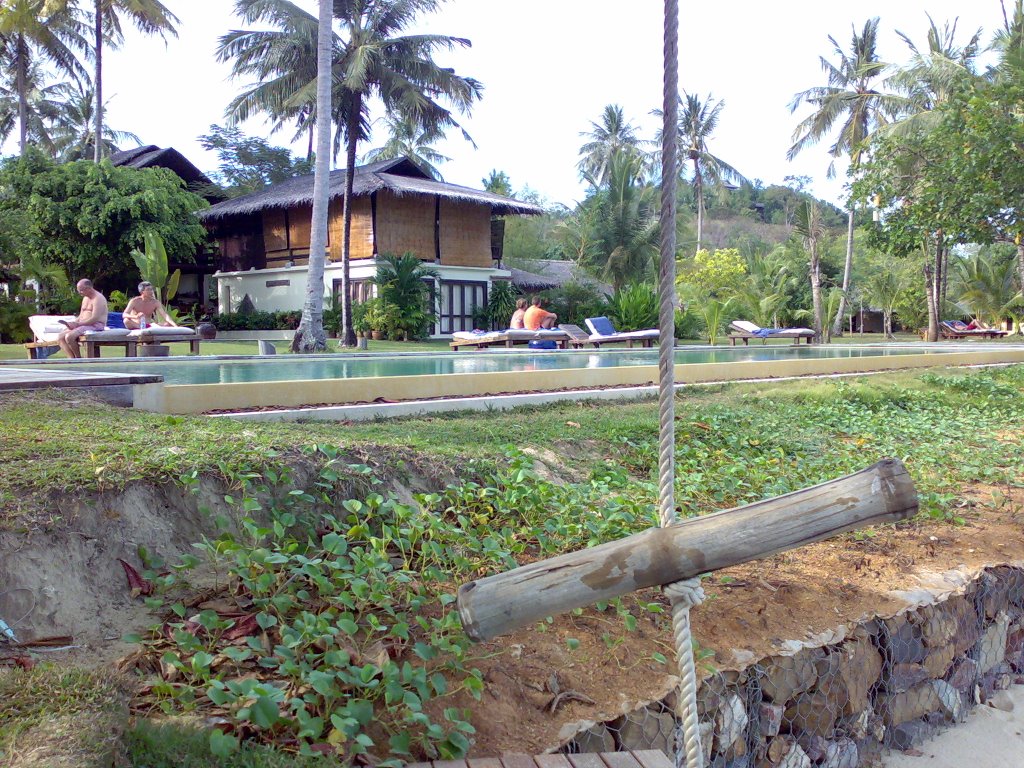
[562,565,1024,767]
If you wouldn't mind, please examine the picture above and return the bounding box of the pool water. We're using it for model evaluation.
[42,345,962,386]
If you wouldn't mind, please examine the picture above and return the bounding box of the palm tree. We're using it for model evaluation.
[372,251,438,339]
[788,18,903,337]
[0,58,67,153]
[587,149,660,292]
[291,0,332,353]
[328,0,481,347]
[792,200,827,342]
[48,80,140,160]
[84,0,178,162]
[481,169,512,196]
[862,268,905,339]
[362,112,451,180]
[0,0,88,153]
[951,249,1020,328]
[654,92,747,254]
[217,0,321,158]
[577,104,642,187]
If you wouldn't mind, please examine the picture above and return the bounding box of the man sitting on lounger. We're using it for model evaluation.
[524,297,557,330]
[57,278,108,359]
[123,281,179,330]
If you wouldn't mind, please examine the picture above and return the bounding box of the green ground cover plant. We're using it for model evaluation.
[2,365,1023,763]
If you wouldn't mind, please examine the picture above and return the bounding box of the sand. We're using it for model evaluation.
[882,686,1024,767]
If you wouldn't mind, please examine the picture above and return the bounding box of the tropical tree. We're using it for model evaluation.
[950,249,1020,328]
[0,58,67,153]
[217,0,321,158]
[788,18,902,337]
[362,112,451,179]
[328,0,481,347]
[371,251,438,339]
[48,81,140,160]
[577,104,642,187]
[862,267,905,339]
[582,149,659,292]
[291,0,332,353]
[792,200,827,342]
[0,0,88,153]
[199,125,313,197]
[81,0,178,162]
[655,92,747,254]
[481,169,512,196]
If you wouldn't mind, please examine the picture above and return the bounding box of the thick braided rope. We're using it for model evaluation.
[659,2,704,767]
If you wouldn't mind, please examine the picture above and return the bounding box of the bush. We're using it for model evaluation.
[214,311,300,331]
[607,283,659,331]
[538,281,609,326]
[674,307,705,340]
[0,298,33,343]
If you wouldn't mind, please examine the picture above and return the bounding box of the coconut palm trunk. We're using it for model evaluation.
[93,0,102,161]
[339,103,361,348]
[15,36,28,152]
[1017,242,1024,331]
[831,206,855,336]
[291,0,332,353]
[692,152,703,253]
[810,249,823,341]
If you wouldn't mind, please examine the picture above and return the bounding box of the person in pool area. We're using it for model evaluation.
[509,298,528,329]
[123,281,179,330]
[523,296,557,330]
[57,278,109,359]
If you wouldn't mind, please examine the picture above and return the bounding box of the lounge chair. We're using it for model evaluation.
[26,313,201,358]
[939,320,1009,340]
[449,328,570,351]
[728,320,815,346]
[580,317,660,348]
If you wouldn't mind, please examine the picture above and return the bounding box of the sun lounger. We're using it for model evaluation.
[939,320,1009,340]
[26,314,201,358]
[449,328,570,351]
[579,317,660,348]
[728,320,815,346]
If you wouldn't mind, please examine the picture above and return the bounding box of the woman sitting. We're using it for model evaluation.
[123,281,178,330]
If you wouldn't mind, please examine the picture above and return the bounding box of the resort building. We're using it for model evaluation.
[198,157,542,337]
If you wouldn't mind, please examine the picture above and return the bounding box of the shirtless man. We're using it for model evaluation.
[122,281,178,330]
[57,279,109,358]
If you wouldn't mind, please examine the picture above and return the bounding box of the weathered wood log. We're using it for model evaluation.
[458,459,916,642]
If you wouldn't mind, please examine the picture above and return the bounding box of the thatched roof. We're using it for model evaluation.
[508,258,613,296]
[111,145,221,201]
[198,157,544,221]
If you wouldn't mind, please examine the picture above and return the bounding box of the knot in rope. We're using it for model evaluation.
[663,577,705,609]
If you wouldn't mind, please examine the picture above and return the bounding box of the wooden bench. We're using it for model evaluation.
[83,332,202,358]
[23,341,59,359]
[728,331,813,346]
[406,749,672,768]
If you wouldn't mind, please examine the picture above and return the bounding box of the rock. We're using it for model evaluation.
[919,604,958,647]
[820,738,858,768]
[758,702,784,738]
[877,682,942,727]
[978,613,1010,673]
[568,723,615,752]
[883,617,926,663]
[616,707,676,752]
[947,596,981,655]
[795,732,826,762]
[783,691,837,739]
[889,663,931,693]
[758,652,820,703]
[699,720,714,759]
[945,657,979,694]
[714,693,749,756]
[980,667,1013,700]
[921,643,956,678]
[766,735,795,764]
[931,679,964,722]
[990,566,1024,609]
[888,720,928,751]
[986,690,1015,712]
[835,635,882,715]
[980,573,1010,619]
[777,743,813,768]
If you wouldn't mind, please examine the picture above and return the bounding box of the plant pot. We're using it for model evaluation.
[371,330,384,341]
[197,322,217,340]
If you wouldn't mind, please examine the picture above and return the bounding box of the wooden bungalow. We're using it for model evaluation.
[199,157,543,336]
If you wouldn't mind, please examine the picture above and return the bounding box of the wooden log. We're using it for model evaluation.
[458,459,916,642]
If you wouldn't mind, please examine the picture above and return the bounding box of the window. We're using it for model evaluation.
[437,280,487,334]
[332,279,374,305]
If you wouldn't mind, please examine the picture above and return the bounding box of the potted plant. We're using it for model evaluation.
[352,301,371,338]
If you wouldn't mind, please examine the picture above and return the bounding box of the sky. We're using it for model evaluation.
[4,0,1012,208]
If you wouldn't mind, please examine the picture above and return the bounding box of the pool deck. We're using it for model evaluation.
[3,344,1024,416]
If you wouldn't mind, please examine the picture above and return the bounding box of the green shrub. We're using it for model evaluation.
[674,307,704,340]
[607,284,659,330]
[0,298,33,343]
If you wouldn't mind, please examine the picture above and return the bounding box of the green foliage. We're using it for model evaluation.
[372,253,438,340]
[0,297,33,343]
[0,150,209,293]
[606,284,658,331]
[539,280,609,327]
[481,280,517,330]
[130,231,181,303]
[215,311,301,331]
[674,307,704,340]
[199,125,314,198]
[679,248,747,297]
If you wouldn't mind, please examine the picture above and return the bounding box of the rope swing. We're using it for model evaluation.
[657,2,705,767]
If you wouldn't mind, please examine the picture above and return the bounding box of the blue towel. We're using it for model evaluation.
[107,311,125,329]
[754,328,783,337]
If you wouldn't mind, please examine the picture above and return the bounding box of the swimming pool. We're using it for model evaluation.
[26,343,1024,414]
[41,344,967,385]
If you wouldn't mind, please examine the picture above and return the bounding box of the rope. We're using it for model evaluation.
[659,2,704,767]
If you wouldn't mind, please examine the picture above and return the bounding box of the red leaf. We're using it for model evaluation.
[221,614,259,641]
[117,558,154,596]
